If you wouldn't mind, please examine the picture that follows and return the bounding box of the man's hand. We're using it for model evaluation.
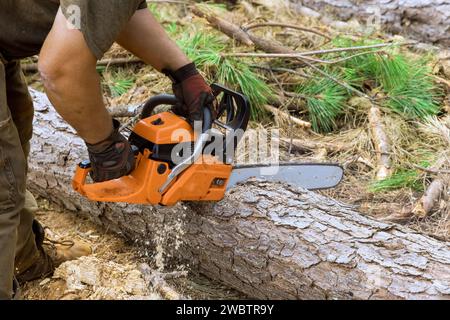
[163,63,217,127]
[85,120,135,182]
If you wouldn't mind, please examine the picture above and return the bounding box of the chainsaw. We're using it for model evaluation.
[72,84,344,206]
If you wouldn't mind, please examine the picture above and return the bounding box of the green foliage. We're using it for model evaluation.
[370,54,410,91]
[330,37,443,120]
[108,77,134,98]
[386,64,441,119]
[96,65,106,74]
[176,31,273,119]
[176,32,226,63]
[165,22,179,36]
[216,59,272,119]
[369,170,423,193]
[147,3,162,21]
[297,75,348,132]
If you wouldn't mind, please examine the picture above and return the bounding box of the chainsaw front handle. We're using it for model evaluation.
[140,94,179,120]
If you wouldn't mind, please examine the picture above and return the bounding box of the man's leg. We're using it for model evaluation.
[0,57,27,300]
[2,59,44,279]
[5,59,92,284]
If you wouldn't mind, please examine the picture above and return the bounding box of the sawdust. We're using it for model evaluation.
[52,256,159,300]
[153,206,188,272]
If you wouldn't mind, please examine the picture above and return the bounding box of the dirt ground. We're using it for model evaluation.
[22,198,244,300]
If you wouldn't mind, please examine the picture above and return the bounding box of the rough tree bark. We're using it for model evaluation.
[289,0,450,47]
[28,90,450,300]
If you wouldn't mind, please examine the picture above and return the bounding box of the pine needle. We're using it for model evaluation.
[385,63,442,119]
[105,71,135,98]
[297,74,348,132]
[331,37,443,119]
[369,169,423,193]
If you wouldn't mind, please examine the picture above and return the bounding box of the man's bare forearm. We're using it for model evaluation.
[39,10,112,144]
[117,9,190,72]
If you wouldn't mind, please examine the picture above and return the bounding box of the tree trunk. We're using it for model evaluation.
[28,89,450,300]
[289,0,450,47]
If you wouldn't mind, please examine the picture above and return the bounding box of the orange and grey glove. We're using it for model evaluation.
[163,63,216,127]
[85,119,135,182]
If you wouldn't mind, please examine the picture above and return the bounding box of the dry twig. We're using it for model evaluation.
[22,57,143,73]
[368,105,392,180]
[263,105,311,129]
[243,22,331,40]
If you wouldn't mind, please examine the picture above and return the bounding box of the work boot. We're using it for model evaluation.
[16,220,92,284]
[42,238,92,269]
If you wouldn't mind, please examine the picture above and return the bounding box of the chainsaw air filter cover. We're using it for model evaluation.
[129,112,195,166]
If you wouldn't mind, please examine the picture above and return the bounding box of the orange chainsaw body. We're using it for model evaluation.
[73,84,250,206]
[73,112,232,206]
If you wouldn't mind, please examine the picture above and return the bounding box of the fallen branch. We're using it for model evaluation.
[139,263,186,300]
[368,105,392,180]
[108,104,141,118]
[222,43,406,58]
[189,6,386,102]
[278,137,345,153]
[243,22,332,40]
[190,5,253,46]
[22,57,143,73]
[413,179,446,218]
[263,105,311,129]
[412,164,450,175]
[191,4,301,56]
[412,157,450,217]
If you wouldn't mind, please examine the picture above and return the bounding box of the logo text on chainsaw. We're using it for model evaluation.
[170,122,280,175]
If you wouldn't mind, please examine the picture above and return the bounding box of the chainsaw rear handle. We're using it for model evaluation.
[140,94,213,134]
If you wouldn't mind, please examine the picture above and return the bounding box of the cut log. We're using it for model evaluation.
[289,0,450,47]
[29,89,450,299]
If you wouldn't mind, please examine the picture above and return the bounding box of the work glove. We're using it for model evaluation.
[85,119,135,182]
[163,62,217,128]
